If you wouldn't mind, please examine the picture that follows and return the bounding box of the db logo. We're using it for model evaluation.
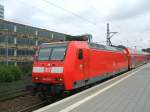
[45,67,51,72]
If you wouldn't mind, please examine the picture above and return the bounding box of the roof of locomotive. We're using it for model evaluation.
[40,41,126,52]
[89,43,126,52]
[39,42,150,55]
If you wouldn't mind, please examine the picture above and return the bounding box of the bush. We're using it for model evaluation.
[20,64,32,76]
[0,65,13,82]
[0,65,22,83]
[9,66,22,80]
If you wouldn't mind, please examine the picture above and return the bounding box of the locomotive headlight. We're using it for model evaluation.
[33,67,44,73]
[51,67,64,73]
[35,76,40,80]
[55,77,63,81]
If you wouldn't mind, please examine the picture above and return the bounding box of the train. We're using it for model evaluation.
[32,40,150,99]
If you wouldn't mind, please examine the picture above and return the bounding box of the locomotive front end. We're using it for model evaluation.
[32,43,68,97]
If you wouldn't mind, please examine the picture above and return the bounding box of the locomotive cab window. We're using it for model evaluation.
[78,49,83,60]
[38,43,67,61]
[51,47,66,60]
[38,48,52,61]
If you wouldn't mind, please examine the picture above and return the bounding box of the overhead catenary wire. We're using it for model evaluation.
[42,0,110,43]
[42,0,108,36]
[42,0,97,25]
[5,0,113,44]
[5,0,96,34]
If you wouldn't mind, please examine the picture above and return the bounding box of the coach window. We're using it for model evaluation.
[78,49,83,60]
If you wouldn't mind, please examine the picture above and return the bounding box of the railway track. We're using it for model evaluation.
[0,89,31,101]
[0,93,43,112]
[17,101,48,112]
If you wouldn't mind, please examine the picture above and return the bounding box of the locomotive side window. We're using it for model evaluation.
[38,48,52,61]
[78,49,83,60]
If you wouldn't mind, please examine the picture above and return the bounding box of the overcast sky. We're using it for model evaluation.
[2,0,150,49]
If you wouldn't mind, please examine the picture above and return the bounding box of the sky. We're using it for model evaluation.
[2,0,150,49]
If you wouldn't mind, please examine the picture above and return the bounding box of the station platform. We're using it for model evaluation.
[34,63,150,112]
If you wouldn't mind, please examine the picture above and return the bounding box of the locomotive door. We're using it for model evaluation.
[83,49,89,81]
[78,48,89,83]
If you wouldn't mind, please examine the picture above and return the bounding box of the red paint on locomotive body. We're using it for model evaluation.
[89,47,128,76]
[32,41,149,95]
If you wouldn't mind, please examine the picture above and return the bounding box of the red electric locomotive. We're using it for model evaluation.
[32,40,148,98]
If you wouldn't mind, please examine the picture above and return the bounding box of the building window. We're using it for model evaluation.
[8,36,14,44]
[0,36,5,43]
[0,48,5,55]
[0,48,14,56]
[8,48,15,56]
[17,49,34,56]
[0,36,15,44]
[17,38,36,45]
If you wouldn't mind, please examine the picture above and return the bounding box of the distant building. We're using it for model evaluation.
[0,5,4,19]
[0,19,68,65]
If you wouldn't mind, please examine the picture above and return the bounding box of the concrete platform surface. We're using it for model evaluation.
[34,63,150,112]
